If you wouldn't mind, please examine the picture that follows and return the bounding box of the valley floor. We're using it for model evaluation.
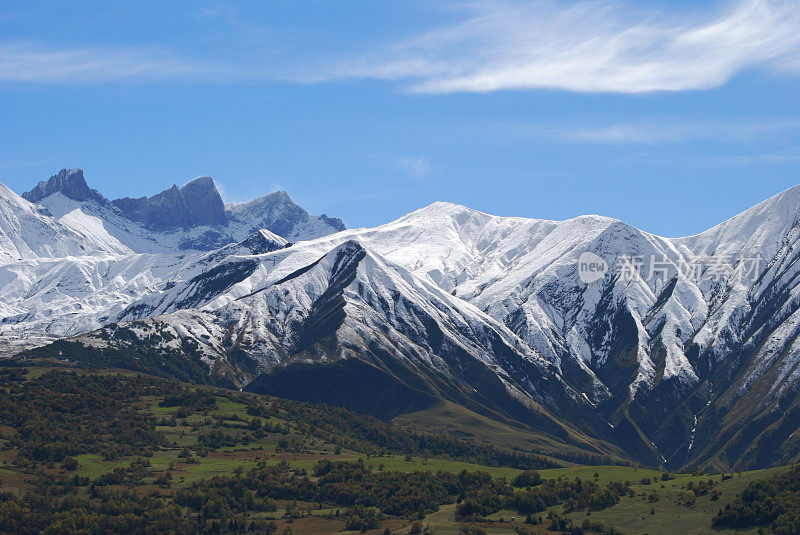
[0,363,796,534]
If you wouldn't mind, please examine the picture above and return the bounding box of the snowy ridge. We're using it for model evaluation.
[0,184,127,264]
[2,175,800,470]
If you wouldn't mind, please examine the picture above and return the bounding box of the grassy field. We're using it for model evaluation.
[62,394,793,535]
[73,453,131,479]
[552,466,789,535]
[360,454,522,479]
[537,465,664,485]
[407,466,793,535]
[1,366,795,534]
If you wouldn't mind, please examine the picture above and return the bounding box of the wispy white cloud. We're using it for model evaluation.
[527,118,800,144]
[709,149,800,167]
[325,0,800,94]
[0,42,220,83]
[1,0,798,93]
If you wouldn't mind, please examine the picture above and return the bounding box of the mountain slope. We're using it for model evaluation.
[0,182,128,264]
[38,237,624,460]
[4,179,800,470]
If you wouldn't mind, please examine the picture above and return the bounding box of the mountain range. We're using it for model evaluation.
[2,168,798,473]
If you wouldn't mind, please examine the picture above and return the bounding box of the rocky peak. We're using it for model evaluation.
[18,168,345,245]
[111,176,227,230]
[22,168,106,205]
[226,191,312,237]
[318,214,346,232]
[226,190,345,237]
[179,176,227,228]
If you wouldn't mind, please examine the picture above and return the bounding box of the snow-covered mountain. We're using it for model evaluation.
[0,168,343,348]
[3,171,799,471]
[19,168,344,254]
[0,181,129,263]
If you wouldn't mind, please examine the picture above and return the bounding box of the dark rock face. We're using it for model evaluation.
[319,214,346,232]
[181,176,227,228]
[112,176,227,230]
[22,168,106,204]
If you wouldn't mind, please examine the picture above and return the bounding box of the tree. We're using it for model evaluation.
[512,470,542,488]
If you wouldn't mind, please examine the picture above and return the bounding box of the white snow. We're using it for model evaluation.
[0,179,799,428]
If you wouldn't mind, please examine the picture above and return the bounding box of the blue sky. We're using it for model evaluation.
[0,0,798,237]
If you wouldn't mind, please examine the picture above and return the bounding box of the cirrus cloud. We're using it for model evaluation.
[324,0,800,94]
[1,0,799,94]
[0,42,223,83]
